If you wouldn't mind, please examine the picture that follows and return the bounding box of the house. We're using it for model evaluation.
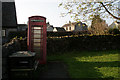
[53,27,66,32]
[109,21,120,30]
[62,22,76,32]
[2,0,18,43]
[47,22,54,32]
[62,21,88,32]
[17,24,28,31]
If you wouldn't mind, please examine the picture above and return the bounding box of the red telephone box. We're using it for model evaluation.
[27,16,47,64]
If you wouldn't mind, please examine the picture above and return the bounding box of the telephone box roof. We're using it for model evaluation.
[29,16,46,19]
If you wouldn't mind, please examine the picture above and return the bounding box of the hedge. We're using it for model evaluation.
[47,31,90,37]
[47,35,120,54]
[7,31,120,54]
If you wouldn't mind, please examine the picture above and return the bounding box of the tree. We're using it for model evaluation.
[90,15,108,35]
[109,28,120,34]
[59,0,120,22]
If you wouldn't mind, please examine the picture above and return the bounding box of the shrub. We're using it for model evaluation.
[8,31,27,40]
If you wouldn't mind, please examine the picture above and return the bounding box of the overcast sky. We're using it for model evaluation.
[15,0,119,27]
[15,0,73,27]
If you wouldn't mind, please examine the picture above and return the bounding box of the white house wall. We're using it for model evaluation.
[71,25,75,31]
[53,28,57,32]
[64,25,75,32]
[67,26,70,31]
[63,27,66,31]
[63,22,88,32]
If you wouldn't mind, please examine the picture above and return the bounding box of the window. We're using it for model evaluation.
[66,27,68,30]
[2,30,5,36]
[69,27,71,30]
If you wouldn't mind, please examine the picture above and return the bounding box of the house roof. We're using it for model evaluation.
[62,22,76,27]
[82,23,87,26]
[2,1,17,28]
[62,22,82,27]
[29,15,46,19]
[54,27,65,32]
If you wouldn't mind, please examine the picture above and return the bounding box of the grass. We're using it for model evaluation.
[47,50,120,79]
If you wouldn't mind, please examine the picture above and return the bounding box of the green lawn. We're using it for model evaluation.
[47,50,120,78]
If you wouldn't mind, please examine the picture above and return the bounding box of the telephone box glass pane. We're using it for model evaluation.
[33,27,41,29]
[34,35,41,38]
[34,39,41,42]
[34,32,42,34]
[33,46,41,52]
[34,48,41,52]
[34,43,40,47]
[33,30,41,34]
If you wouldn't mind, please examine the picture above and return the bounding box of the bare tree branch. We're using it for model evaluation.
[100,2,120,20]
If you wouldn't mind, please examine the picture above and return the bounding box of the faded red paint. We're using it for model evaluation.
[27,16,47,64]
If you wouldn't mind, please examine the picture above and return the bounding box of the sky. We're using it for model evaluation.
[15,0,119,27]
[15,0,73,27]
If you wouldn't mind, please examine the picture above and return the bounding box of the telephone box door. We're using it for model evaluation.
[27,16,47,64]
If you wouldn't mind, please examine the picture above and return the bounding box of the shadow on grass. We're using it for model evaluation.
[66,57,119,78]
[31,50,119,79]
[64,50,119,58]
[47,50,119,79]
